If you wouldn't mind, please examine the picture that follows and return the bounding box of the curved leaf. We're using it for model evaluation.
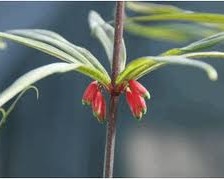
[128,12,224,25]
[88,10,126,72]
[8,29,95,66]
[0,32,80,63]
[0,108,6,127]
[163,32,224,56]
[125,21,217,42]
[116,56,218,85]
[126,1,188,15]
[0,38,7,49]
[0,62,110,108]
[182,51,224,59]
[7,29,110,78]
[0,85,38,129]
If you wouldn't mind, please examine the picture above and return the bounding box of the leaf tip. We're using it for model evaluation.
[208,69,218,81]
[0,39,7,49]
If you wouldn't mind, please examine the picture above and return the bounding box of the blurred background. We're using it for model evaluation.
[0,1,224,177]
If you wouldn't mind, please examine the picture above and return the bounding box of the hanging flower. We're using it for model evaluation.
[82,81,106,122]
[82,81,98,105]
[129,79,150,99]
[92,90,106,122]
[125,81,148,120]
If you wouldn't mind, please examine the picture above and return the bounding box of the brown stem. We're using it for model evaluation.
[103,1,125,178]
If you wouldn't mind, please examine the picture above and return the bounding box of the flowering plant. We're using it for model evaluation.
[1,2,224,177]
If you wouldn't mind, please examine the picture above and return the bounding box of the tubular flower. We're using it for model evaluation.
[129,79,150,99]
[82,81,106,122]
[92,90,106,122]
[82,81,98,105]
[125,87,147,120]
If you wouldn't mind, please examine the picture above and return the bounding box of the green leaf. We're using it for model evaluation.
[128,12,224,24]
[126,1,188,14]
[116,56,218,85]
[0,38,7,49]
[182,51,224,59]
[0,31,111,83]
[88,10,127,72]
[8,29,94,65]
[0,108,6,127]
[0,85,38,129]
[0,62,110,108]
[8,29,110,78]
[163,32,224,55]
[125,21,218,42]
[0,32,77,63]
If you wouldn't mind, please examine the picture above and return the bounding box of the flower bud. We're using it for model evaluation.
[126,88,147,120]
[82,81,98,105]
[92,90,106,122]
[129,80,150,99]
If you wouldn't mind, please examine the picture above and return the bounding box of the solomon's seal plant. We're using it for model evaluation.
[1,1,224,177]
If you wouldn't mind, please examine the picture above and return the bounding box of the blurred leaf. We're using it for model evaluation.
[88,10,127,72]
[163,32,224,55]
[8,29,109,77]
[0,108,6,128]
[0,38,7,49]
[125,21,218,42]
[116,56,218,85]
[125,2,224,42]
[0,85,38,129]
[128,12,224,25]
[126,1,188,14]
[0,62,110,108]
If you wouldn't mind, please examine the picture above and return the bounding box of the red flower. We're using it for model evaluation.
[92,90,106,121]
[83,79,149,122]
[82,81,98,105]
[82,81,106,122]
[126,87,147,120]
[129,80,150,99]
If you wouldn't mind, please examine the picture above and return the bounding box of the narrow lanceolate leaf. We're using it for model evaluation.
[8,30,94,66]
[116,56,218,85]
[0,63,78,107]
[128,12,224,25]
[0,32,78,63]
[126,1,188,15]
[0,62,110,108]
[7,29,110,78]
[88,10,127,72]
[125,21,217,42]
[0,86,38,128]
[182,51,224,59]
[163,32,224,56]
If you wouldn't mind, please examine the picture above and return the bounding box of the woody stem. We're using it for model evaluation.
[103,1,125,178]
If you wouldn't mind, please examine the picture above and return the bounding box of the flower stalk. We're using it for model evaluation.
[103,1,125,178]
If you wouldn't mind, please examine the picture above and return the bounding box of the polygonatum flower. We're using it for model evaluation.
[125,85,147,120]
[92,90,106,122]
[82,81,98,106]
[128,79,150,99]
[82,81,106,122]
[1,9,224,127]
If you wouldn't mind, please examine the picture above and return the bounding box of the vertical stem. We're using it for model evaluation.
[103,1,125,178]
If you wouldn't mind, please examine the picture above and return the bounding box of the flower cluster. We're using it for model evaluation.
[82,79,150,121]
[82,81,106,122]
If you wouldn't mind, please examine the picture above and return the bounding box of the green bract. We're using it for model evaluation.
[1,2,224,127]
